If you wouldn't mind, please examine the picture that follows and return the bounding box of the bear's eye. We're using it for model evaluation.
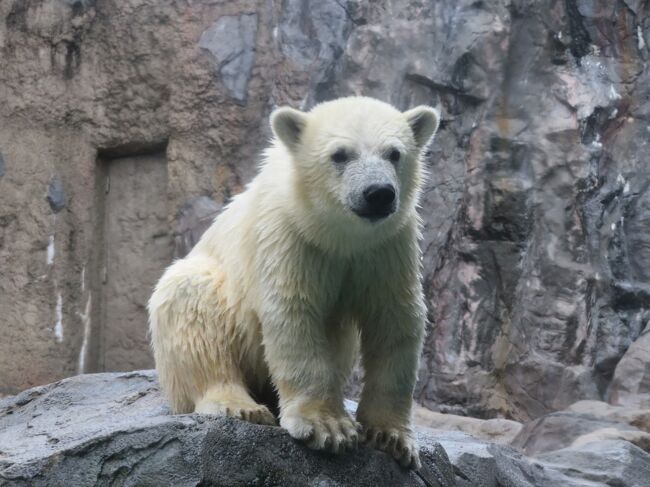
[388,148,401,164]
[331,148,349,164]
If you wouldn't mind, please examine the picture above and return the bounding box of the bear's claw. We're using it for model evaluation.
[282,411,360,454]
[363,426,421,470]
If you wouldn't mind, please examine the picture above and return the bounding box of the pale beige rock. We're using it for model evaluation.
[413,405,523,444]
[571,428,650,454]
[567,400,650,434]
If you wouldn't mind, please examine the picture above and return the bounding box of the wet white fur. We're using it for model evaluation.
[148,97,439,468]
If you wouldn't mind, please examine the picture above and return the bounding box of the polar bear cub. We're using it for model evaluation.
[148,96,439,469]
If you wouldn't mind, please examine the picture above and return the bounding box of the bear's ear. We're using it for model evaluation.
[403,106,440,150]
[271,107,307,151]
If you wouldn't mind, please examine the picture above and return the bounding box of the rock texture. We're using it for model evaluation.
[0,371,456,487]
[567,399,650,432]
[609,325,650,408]
[511,410,642,455]
[1,0,649,424]
[2,372,650,487]
[198,14,258,102]
[413,405,523,445]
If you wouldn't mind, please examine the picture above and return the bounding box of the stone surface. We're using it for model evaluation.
[0,152,5,178]
[567,400,650,433]
[609,326,650,408]
[199,14,258,102]
[174,195,222,259]
[570,427,650,453]
[1,0,650,424]
[534,440,650,487]
[46,176,65,213]
[407,0,650,421]
[436,430,650,487]
[511,410,640,455]
[432,431,566,487]
[3,372,650,487]
[413,405,522,445]
[97,153,173,372]
[0,371,454,487]
[0,0,281,394]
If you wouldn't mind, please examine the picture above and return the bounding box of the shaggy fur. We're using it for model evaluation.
[148,97,439,469]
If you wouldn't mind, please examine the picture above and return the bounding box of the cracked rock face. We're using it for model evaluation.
[0,0,649,424]
[199,14,258,103]
[306,0,650,421]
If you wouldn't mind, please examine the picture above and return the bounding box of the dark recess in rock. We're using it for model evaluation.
[63,41,81,79]
[564,0,592,62]
[5,2,28,30]
[0,152,5,178]
[97,139,169,160]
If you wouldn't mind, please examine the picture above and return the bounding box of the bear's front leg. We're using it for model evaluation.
[356,303,425,470]
[262,310,360,453]
[258,249,360,454]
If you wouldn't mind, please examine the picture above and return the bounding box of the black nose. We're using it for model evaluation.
[363,184,396,214]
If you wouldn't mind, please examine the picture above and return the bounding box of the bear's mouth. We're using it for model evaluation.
[352,206,395,222]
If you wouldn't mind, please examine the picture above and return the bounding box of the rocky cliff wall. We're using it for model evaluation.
[0,0,649,421]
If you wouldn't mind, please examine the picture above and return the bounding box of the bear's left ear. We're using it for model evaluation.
[403,106,440,150]
[271,107,308,152]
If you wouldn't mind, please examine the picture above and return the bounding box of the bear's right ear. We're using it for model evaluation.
[271,107,307,151]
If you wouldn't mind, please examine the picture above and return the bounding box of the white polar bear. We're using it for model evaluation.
[148,96,439,469]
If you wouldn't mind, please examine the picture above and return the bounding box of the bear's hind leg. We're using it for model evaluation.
[150,255,274,425]
[195,382,276,426]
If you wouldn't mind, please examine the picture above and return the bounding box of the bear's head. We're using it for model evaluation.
[270,97,439,253]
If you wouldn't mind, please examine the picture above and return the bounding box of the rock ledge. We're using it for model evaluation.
[1,371,649,487]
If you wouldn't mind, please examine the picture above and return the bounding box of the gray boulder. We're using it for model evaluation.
[436,430,650,487]
[534,440,650,487]
[3,371,650,486]
[0,371,454,487]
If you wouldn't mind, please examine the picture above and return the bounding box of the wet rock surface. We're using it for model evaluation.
[0,372,454,487]
[2,372,650,487]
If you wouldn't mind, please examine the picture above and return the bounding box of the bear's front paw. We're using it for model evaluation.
[363,426,421,470]
[281,409,361,454]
